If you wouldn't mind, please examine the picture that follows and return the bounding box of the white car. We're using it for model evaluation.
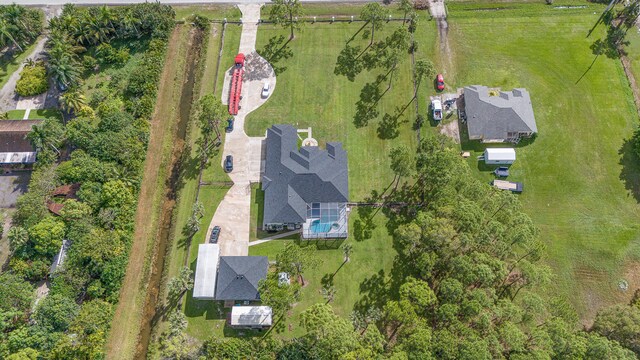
[261,82,270,98]
[432,99,443,121]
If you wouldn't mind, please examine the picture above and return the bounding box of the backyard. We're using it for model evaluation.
[445,1,640,322]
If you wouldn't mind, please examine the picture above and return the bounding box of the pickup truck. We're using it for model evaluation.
[432,99,443,121]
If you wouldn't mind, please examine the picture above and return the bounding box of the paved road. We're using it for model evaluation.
[4,0,371,4]
[204,3,276,256]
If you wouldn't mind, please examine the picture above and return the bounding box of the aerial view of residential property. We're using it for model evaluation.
[2,0,640,358]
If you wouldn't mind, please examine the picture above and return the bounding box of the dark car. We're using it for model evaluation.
[210,226,221,243]
[494,167,509,177]
[225,118,234,133]
[224,155,233,173]
[436,74,445,91]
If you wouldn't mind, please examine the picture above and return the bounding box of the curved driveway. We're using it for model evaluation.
[206,3,276,256]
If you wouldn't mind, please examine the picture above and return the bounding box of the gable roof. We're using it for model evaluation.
[464,86,537,140]
[215,256,268,301]
[262,125,349,226]
[0,120,41,153]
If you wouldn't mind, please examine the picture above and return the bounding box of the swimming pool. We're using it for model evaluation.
[309,220,336,233]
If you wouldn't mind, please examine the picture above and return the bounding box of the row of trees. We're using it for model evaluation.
[0,4,42,52]
[0,4,176,359]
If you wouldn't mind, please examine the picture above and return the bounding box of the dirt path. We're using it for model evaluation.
[106,25,203,360]
[429,0,453,73]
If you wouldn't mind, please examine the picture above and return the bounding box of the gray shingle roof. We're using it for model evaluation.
[464,85,537,141]
[215,256,268,301]
[262,125,348,226]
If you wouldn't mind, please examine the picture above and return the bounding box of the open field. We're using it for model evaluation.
[444,1,640,322]
[245,16,437,201]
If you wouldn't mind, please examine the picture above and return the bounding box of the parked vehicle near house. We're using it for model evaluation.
[436,74,445,91]
[432,99,443,121]
[224,155,233,173]
[210,226,221,243]
[494,167,509,177]
[225,118,234,133]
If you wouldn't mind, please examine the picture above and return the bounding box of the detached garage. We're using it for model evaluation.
[193,244,220,300]
[484,148,516,165]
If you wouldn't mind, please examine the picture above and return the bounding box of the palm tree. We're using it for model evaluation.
[0,18,22,51]
[121,9,141,38]
[48,54,81,90]
[59,90,86,115]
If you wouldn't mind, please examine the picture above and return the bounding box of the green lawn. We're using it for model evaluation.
[5,109,62,121]
[445,1,640,321]
[174,5,241,22]
[246,16,437,201]
[248,209,397,338]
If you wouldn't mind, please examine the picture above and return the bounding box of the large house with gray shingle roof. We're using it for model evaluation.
[262,125,349,239]
[462,85,537,143]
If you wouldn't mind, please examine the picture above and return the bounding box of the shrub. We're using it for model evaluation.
[15,63,49,97]
[82,55,98,72]
[95,43,130,66]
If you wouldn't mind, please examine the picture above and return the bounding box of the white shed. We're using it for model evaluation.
[193,244,220,300]
[484,148,516,165]
[230,306,273,328]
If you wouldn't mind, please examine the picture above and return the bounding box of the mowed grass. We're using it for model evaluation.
[246,17,437,200]
[445,1,640,321]
[249,209,396,338]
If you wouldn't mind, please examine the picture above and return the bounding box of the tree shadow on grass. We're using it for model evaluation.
[619,137,640,203]
[257,35,293,75]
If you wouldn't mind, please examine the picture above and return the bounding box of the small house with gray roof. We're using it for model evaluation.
[215,256,268,303]
[262,125,349,239]
[461,85,537,143]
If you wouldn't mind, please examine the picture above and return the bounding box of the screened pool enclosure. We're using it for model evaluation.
[301,202,348,239]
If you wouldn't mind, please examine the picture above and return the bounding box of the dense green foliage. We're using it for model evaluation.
[0,5,42,51]
[15,61,49,97]
[0,3,174,358]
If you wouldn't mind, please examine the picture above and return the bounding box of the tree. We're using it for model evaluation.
[258,272,300,329]
[592,304,640,355]
[196,94,226,164]
[360,3,388,45]
[334,44,363,82]
[398,0,414,24]
[342,243,353,263]
[414,59,435,100]
[299,303,360,358]
[8,226,29,253]
[275,242,319,286]
[168,267,194,299]
[389,145,414,191]
[28,216,66,257]
[59,89,87,116]
[269,0,304,41]
[34,294,80,332]
[0,273,33,332]
[184,201,204,237]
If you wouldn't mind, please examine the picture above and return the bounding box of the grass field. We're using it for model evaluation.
[444,1,640,322]
[246,16,437,201]
[6,108,62,121]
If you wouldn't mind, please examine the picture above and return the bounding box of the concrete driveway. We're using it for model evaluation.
[205,4,276,256]
[0,173,30,208]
